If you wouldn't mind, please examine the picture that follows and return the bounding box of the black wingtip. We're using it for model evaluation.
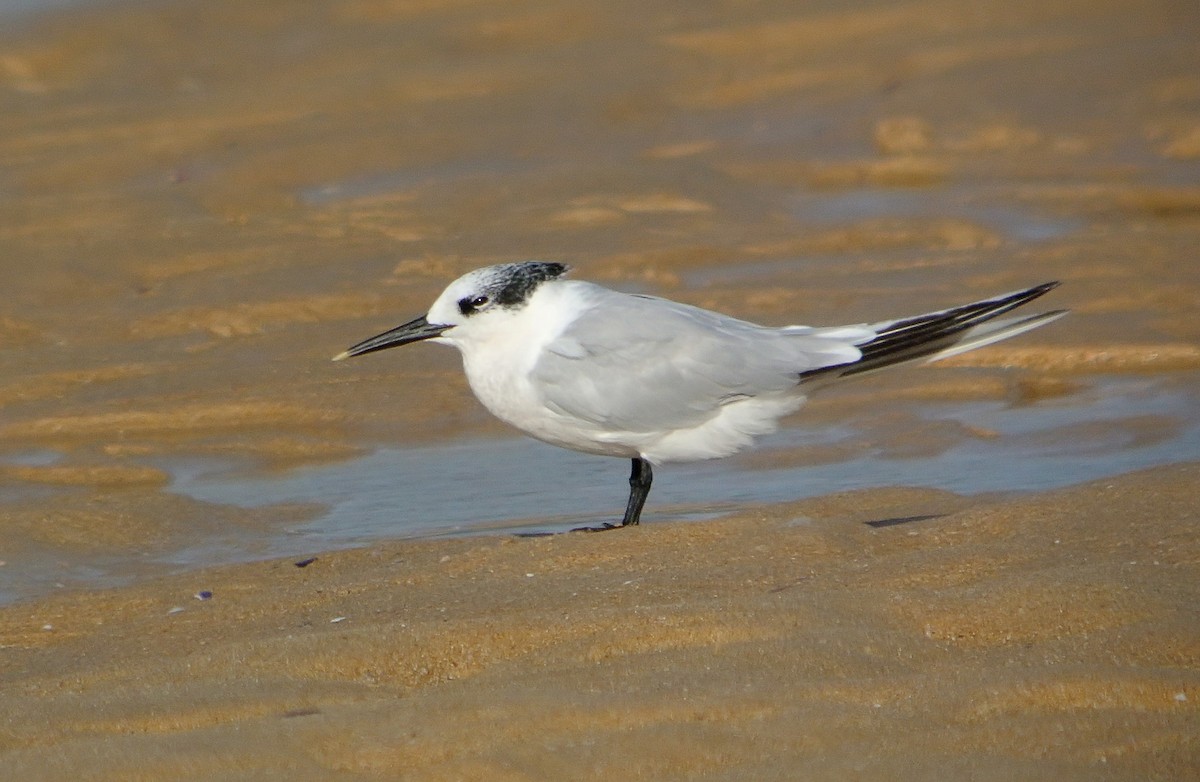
[799,281,1064,382]
[1003,280,1061,310]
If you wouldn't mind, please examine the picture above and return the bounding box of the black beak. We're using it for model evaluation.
[333,315,450,361]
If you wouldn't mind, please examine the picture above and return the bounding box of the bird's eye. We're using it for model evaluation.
[458,295,490,316]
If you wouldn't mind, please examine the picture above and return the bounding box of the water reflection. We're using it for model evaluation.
[166,375,1199,543]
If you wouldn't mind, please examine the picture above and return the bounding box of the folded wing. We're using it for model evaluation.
[532,286,866,433]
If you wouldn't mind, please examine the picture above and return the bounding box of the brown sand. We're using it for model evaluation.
[2,466,1197,779]
[1,0,1198,777]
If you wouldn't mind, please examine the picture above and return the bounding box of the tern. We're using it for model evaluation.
[335,262,1064,531]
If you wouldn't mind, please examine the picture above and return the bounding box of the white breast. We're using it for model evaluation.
[449,285,639,458]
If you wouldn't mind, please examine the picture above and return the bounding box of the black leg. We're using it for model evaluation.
[621,457,652,527]
[572,457,653,533]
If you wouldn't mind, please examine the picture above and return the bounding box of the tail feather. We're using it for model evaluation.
[800,282,1064,383]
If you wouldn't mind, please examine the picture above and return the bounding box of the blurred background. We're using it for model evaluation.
[2,0,1198,600]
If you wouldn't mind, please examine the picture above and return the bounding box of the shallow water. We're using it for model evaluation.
[162,375,1200,538]
[5,374,1190,604]
[2,376,1190,602]
[789,185,1084,242]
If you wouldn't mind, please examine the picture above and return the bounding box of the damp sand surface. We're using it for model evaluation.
[1,0,1199,778]
[3,372,1196,606]
[3,465,1198,779]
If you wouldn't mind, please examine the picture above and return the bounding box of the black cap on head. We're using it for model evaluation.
[490,262,570,307]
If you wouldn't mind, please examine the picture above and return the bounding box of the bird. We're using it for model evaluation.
[334,262,1065,532]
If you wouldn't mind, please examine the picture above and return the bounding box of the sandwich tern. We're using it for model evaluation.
[335,262,1065,531]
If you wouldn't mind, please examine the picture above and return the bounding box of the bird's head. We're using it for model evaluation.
[333,261,571,360]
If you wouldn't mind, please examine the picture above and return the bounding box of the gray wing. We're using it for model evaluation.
[531,285,863,432]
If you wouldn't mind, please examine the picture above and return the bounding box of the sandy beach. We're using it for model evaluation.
[1,0,1198,778]
[0,464,1196,779]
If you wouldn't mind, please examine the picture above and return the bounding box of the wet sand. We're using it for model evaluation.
[0,464,1196,779]
[1,0,1198,777]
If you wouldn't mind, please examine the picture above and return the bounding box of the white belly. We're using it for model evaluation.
[460,340,639,459]
[461,346,804,464]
